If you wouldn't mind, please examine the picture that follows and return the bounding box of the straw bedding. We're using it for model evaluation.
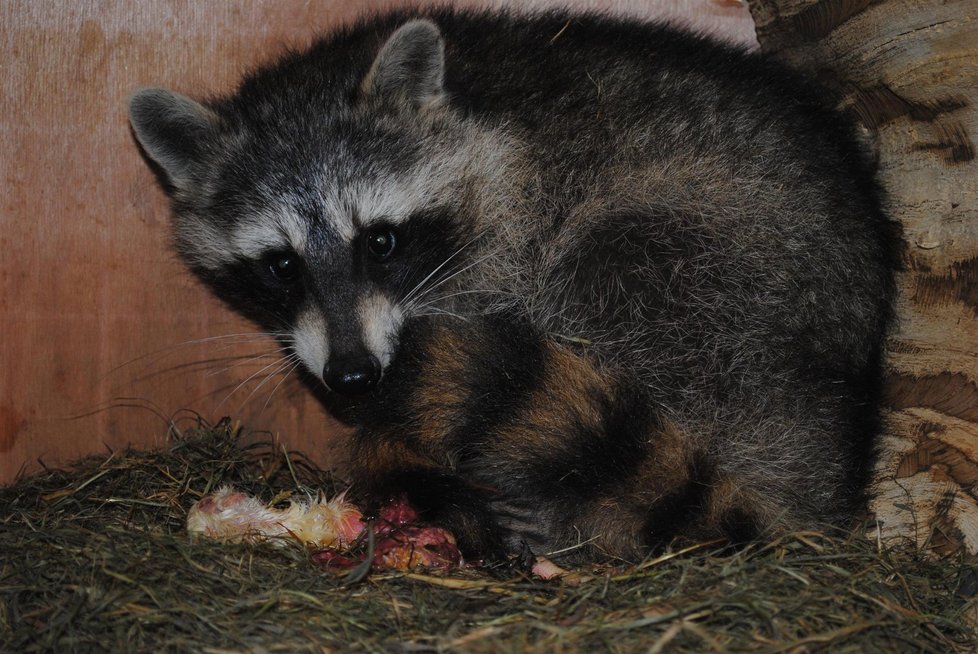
[2,420,975,652]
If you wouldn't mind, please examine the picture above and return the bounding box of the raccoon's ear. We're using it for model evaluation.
[361,20,445,110]
[128,88,219,190]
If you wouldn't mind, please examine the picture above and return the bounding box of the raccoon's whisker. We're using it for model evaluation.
[401,226,498,302]
[404,247,506,313]
[209,335,295,351]
[233,354,300,415]
[216,353,296,410]
[408,294,494,319]
[123,353,286,386]
[117,332,298,392]
[204,349,292,378]
[418,287,518,306]
[411,307,468,320]
[259,357,303,414]
[107,331,292,376]
[400,252,465,308]
[399,231,487,307]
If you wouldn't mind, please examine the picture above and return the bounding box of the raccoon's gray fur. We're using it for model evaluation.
[129,9,901,562]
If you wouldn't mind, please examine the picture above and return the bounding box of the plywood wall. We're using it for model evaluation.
[0,0,756,484]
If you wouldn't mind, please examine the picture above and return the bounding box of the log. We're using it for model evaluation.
[747,0,978,554]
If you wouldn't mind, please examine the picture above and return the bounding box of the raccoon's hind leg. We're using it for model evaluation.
[550,414,784,561]
[623,448,784,550]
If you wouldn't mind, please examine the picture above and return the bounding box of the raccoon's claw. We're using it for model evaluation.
[514,539,537,574]
[510,541,577,582]
[480,539,537,578]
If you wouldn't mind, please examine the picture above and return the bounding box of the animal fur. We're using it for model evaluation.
[128,9,902,563]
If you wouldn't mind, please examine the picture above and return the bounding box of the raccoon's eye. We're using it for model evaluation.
[366,227,397,261]
[265,252,301,283]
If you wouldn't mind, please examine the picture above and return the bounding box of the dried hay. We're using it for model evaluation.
[2,420,975,652]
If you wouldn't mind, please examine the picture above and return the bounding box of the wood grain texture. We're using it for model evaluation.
[748,0,978,554]
[0,0,756,484]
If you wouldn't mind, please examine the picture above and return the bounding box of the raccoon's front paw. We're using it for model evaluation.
[481,539,535,577]
[480,541,579,582]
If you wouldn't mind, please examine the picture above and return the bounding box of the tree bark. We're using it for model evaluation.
[747,0,978,554]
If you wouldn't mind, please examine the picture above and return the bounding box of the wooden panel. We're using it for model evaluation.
[0,0,757,484]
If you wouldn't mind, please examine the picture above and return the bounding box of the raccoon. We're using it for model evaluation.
[129,9,901,563]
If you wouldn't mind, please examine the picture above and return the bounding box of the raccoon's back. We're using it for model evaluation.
[236,10,867,173]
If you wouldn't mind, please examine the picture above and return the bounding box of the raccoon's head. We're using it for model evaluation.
[129,19,508,395]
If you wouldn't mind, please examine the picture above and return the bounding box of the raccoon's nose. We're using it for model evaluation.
[324,354,381,395]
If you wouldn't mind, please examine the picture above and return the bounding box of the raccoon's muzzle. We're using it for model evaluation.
[325,351,381,395]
